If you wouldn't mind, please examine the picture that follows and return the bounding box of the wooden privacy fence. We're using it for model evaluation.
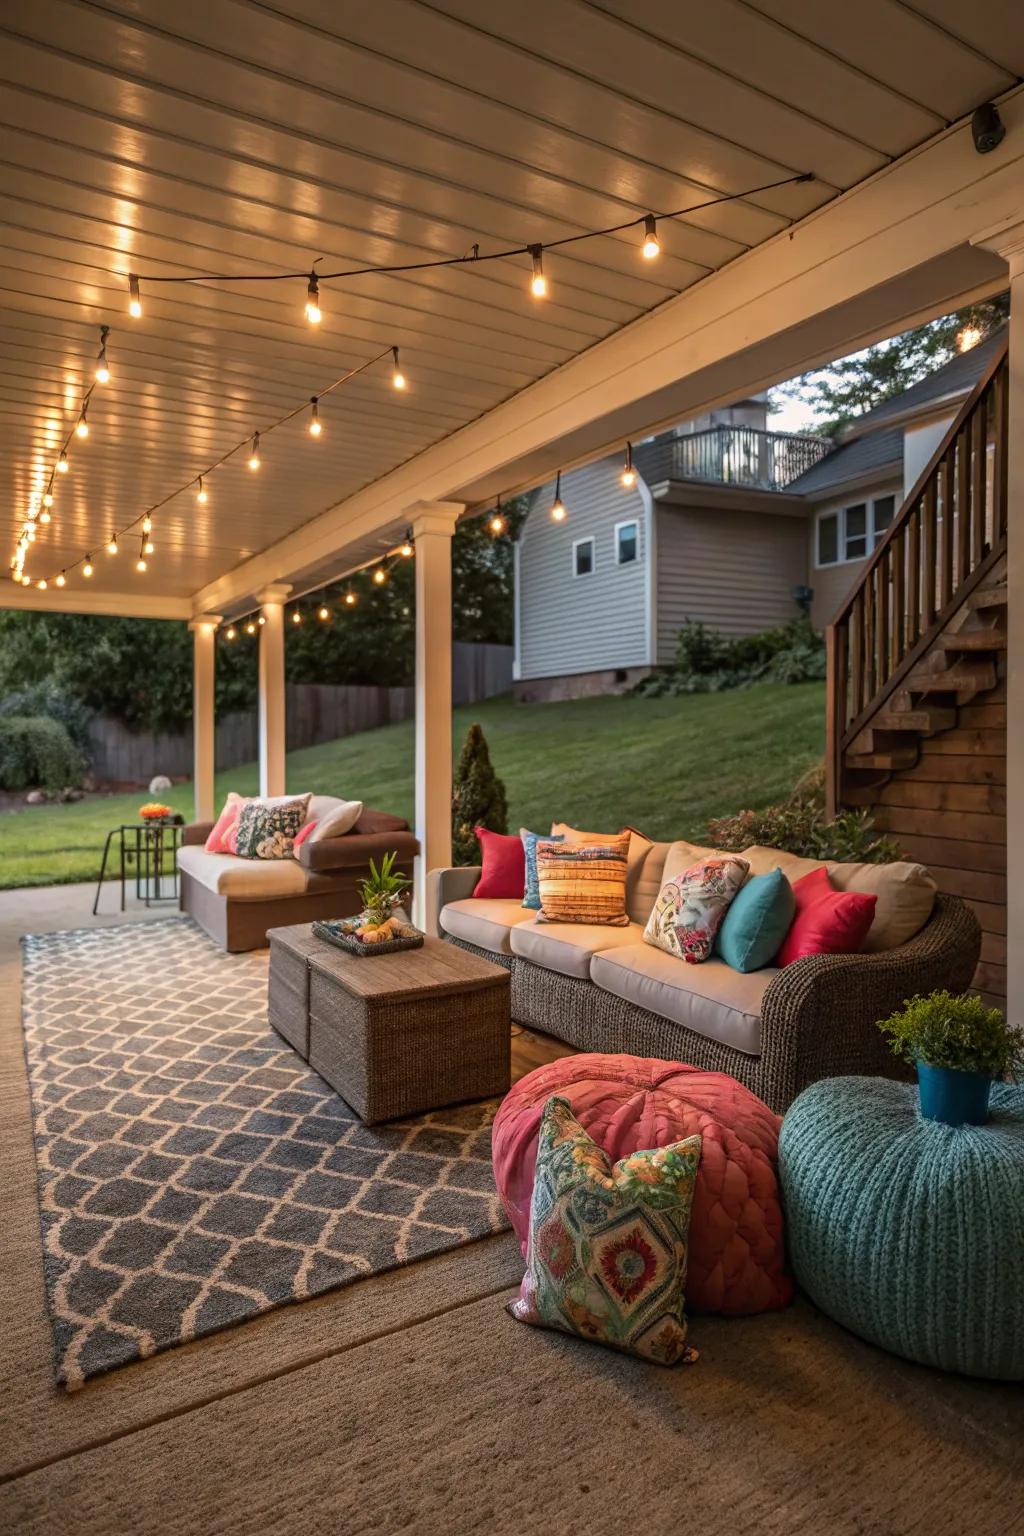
[87,642,513,785]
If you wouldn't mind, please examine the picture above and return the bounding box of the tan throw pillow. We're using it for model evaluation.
[829,861,936,952]
[307,800,364,843]
[551,822,653,915]
[644,855,750,963]
[535,832,631,926]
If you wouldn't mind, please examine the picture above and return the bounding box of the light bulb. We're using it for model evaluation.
[318,604,330,620]
[43,491,54,508]
[107,537,118,555]
[399,538,414,558]
[257,614,266,626]
[197,477,207,504]
[550,470,567,521]
[248,433,261,470]
[142,515,152,534]
[136,557,147,572]
[83,557,93,577]
[95,357,110,384]
[292,609,302,624]
[75,409,89,439]
[39,509,51,525]
[226,625,236,640]
[245,621,256,635]
[529,244,547,298]
[641,214,660,260]
[392,346,406,390]
[21,574,31,586]
[305,271,321,325]
[57,451,68,473]
[621,442,636,488]
[488,514,505,535]
[56,571,66,587]
[144,540,154,554]
[128,273,142,318]
[344,590,357,606]
[26,525,36,542]
[37,578,47,590]
[373,567,386,585]
[308,397,321,436]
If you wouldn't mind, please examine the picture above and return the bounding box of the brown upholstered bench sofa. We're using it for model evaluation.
[178,808,417,952]
[427,837,980,1113]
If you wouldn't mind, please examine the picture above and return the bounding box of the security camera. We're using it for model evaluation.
[972,103,1005,155]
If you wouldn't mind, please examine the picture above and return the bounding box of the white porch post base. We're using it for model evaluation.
[189,616,221,823]
[257,584,291,799]
[409,501,462,931]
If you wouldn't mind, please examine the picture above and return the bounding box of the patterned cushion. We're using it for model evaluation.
[520,828,564,909]
[508,1096,702,1365]
[234,797,310,859]
[644,854,749,963]
[535,833,631,926]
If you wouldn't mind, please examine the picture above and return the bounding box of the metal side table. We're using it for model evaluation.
[93,818,185,915]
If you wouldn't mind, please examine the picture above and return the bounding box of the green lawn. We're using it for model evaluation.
[0,684,824,890]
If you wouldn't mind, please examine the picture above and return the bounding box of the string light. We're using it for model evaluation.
[142,515,152,534]
[318,600,330,620]
[248,433,261,470]
[308,397,321,436]
[95,326,111,383]
[55,571,66,587]
[144,538,155,555]
[196,476,207,504]
[391,346,406,390]
[345,589,357,606]
[75,403,89,439]
[39,507,51,526]
[257,614,266,626]
[292,608,303,624]
[399,529,414,557]
[245,621,256,635]
[488,494,506,535]
[621,442,636,488]
[136,555,147,572]
[305,271,321,325]
[128,274,142,319]
[225,625,237,640]
[57,450,68,474]
[373,566,387,585]
[43,491,53,508]
[107,535,119,555]
[550,470,567,521]
[83,556,93,577]
[641,215,660,260]
[529,244,547,299]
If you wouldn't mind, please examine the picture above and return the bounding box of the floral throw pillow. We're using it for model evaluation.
[644,854,749,964]
[234,797,309,860]
[509,1097,702,1365]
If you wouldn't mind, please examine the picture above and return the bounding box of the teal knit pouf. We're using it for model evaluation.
[778,1075,1024,1379]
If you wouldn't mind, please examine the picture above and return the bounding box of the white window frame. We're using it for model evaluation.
[572,536,595,578]
[614,518,639,566]
[815,495,900,568]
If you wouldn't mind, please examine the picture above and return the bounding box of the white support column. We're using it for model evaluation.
[409,500,463,930]
[257,584,291,799]
[189,616,222,823]
[972,219,1024,1012]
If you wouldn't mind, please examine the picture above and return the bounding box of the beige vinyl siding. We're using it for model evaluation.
[517,459,648,680]
[655,505,809,663]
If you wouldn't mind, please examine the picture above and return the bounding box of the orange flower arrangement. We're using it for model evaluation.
[139,802,172,820]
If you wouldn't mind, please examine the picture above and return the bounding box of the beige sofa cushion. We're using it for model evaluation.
[590,944,775,1056]
[439,898,535,956]
[830,861,936,952]
[178,845,308,900]
[510,919,646,980]
[740,844,826,885]
[629,839,716,926]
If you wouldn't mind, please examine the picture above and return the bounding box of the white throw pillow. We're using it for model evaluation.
[307,800,364,842]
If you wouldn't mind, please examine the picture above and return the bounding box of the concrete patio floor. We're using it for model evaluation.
[0,887,1020,1536]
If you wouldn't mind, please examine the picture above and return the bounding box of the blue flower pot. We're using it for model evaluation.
[917,1062,992,1127]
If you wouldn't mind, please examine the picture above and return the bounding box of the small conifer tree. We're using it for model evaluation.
[451,723,508,865]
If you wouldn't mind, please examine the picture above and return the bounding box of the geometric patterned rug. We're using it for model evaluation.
[20,919,508,1390]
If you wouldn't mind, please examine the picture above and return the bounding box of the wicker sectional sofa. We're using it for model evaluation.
[428,838,980,1113]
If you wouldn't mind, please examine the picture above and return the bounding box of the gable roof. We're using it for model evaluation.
[841,324,1006,440]
[785,425,903,497]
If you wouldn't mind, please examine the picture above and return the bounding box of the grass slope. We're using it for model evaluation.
[0,684,824,890]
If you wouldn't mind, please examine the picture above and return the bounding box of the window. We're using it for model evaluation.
[872,495,895,546]
[844,503,867,560]
[573,537,594,577]
[615,520,639,565]
[816,495,899,567]
[817,512,839,567]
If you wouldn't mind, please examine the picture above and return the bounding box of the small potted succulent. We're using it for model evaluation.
[876,990,1024,1126]
[354,852,412,945]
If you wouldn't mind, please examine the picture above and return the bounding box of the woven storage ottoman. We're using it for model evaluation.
[779,1075,1024,1379]
[267,924,324,1058]
[307,935,511,1123]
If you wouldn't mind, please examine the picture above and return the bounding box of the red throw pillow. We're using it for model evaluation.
[472,827,526,899]
[293,820,318,851]
[777,867,877,967]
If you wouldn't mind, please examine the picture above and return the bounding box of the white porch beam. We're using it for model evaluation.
[0,587,192,621]
[189,616,222,824]
[193,89,1023,619]
[973,217,1024,1010]
[410,501,462,931]
[257,584,291,799]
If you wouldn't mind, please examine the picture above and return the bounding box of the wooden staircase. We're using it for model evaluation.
[826,335,1008,1005]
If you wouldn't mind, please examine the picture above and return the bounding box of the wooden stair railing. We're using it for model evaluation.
[826,335,1009,817]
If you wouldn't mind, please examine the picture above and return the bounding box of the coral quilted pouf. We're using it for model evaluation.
[493,1054,792,1314]
[779,1076,1024,1379]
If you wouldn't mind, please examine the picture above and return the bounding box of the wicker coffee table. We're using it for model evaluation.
[267,925,511,1123]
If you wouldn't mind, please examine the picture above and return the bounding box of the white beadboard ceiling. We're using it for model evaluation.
[0,0,1018,600]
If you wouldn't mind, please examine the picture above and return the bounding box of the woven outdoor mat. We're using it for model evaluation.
[20,918,507,1389]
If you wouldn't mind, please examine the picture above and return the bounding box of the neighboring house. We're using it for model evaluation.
[513,329,1005,701]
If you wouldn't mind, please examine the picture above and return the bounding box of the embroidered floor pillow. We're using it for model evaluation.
[535,833,631,925]
[644,854,749,963]
[234,796,310,859]
[520,829,565,909]
[776,867,877,966]
[494,1054,792,1315]
[508,1096,702,1365]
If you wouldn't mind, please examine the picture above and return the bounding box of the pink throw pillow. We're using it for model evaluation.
[776,867,876,967]
[472,827,526,899]
[204,792,244,853]
[292,820,318,855]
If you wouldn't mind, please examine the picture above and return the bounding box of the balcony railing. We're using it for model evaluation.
[635,425,831,492]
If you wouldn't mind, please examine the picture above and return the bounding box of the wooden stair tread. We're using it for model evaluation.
[964,586,1007,610]
[907,662,996,693]
[872,708,956,733]
[938,628,1006,652]
[844,751,918,771]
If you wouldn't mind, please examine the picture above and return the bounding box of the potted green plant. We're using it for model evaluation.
[354,852,412,944]
[876,990,1024,1126]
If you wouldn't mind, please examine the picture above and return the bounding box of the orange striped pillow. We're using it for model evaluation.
[535,833,631,926]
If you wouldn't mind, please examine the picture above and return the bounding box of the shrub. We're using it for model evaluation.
[0,716,84,791]
[451,723,508,866]
[876,991,1024,1079]
[637,616,826,695]
[704,763,900,864]
[0,683,93,755]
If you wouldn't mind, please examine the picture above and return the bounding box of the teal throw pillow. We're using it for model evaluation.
[520,829,565,909]
[715,868,795,972]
